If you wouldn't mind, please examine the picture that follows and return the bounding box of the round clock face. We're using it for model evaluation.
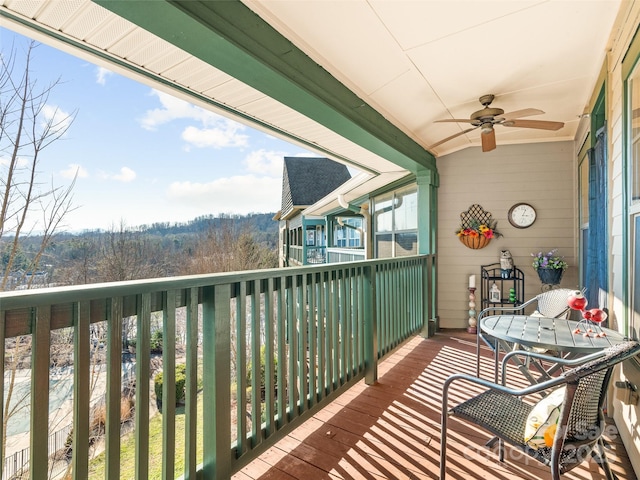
[508,203,536,228]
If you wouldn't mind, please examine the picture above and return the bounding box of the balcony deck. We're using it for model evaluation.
[232,331,635,480]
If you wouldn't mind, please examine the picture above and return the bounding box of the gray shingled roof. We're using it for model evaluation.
[281,157,351,217]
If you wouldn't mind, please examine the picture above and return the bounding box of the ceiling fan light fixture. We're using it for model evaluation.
[481,123,493,134]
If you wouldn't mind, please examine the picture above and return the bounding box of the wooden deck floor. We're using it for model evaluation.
[232,331,636,480]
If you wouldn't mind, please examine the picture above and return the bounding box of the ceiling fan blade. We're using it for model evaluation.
[434,119,475,124]
[503,119,564,131]
[498,108,544,121]
[481,129,496,152]
[429,126,479,149]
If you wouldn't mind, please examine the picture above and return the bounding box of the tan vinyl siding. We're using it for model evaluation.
[436,141,577,329]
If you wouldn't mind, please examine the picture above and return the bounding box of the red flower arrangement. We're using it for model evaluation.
[455,217,501,239]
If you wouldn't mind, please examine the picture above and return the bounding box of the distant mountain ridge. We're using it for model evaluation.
[3,213,280,285]
[54,212,278,238]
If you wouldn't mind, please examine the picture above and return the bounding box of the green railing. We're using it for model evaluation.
[0,255,433,479]
[289,245,303,264]
[326,247,366,264]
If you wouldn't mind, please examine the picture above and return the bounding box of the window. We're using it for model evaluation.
[630,66,640,204]
[633,215,640,340]
[579,148,589,227]
[332,217,362,248]
[373,185,418,258]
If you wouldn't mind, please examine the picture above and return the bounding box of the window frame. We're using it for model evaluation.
[372,184,418,258]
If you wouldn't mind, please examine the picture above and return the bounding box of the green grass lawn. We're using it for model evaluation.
[88,396,204,479]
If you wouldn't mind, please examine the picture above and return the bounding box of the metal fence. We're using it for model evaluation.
[4,423,72,479]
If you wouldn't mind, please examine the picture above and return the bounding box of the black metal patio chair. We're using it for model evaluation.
[441,340,640,480]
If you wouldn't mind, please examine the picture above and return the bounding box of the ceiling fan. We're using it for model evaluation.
[430,94,564,152]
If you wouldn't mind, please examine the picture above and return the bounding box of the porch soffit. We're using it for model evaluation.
[0,0,432,182]
[1,0,619,186]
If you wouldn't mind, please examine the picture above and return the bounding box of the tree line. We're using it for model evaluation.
[1,213,280,289]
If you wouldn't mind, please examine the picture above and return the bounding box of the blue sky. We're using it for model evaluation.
[1,28,315,232]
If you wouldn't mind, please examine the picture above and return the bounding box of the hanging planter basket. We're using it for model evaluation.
[459,235,491,250]
[456,204,500,250]
[536,268,564,285]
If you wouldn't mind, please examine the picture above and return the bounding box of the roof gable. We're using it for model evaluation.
[281,157,351,217]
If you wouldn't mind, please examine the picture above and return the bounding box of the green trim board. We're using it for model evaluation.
[94,0,436,175]
[622,23,640,80]
[591,85,606,145]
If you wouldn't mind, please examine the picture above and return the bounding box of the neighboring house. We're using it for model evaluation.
[6,269,50,290]
[275,157,351,266]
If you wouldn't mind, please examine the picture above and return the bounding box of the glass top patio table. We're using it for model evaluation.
[478,314,627,383]
[481,314,626,353]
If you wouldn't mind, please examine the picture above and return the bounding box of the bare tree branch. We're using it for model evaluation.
[0,40,76,290]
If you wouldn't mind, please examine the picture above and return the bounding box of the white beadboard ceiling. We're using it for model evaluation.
[243,0,620,156]
[0,0,623,208]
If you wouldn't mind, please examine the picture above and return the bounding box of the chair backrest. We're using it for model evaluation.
[555,341,640,472]
[535,288,576,318]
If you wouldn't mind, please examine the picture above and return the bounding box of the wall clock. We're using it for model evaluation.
[508,203,537,228]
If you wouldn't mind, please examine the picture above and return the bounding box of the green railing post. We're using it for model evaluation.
[106,297,123,480]
[276,276,287,427]
[264,278,275,435]
[184,287,199,479]
[236,282,247,455]
[162,290,177,480]
[250,280,263,445]
[363,265,377,385]
[203,284,231,479]
[0,311,5,477]
[31,306,51,480]
[73,301,90,479]
[135,294,151,480]
[420,256,431,337]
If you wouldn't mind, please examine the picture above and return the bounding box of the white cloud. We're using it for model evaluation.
[60,164,89,179]
[42,104,72,137]
[139,90,212,130]
[167,175,281,213]
[96,67,113,86]
[100,167,137,183]
[181,124,248,149]
[0,155,29,168]
[113,167,136,182]
[140,90,249,149]
[244,149,285,177]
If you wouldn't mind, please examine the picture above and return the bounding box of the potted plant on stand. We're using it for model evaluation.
[531,249,568,285]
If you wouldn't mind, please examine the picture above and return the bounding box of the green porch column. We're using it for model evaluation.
[417,168,439,337]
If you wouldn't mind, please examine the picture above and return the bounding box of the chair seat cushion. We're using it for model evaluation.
[523,387,566,449]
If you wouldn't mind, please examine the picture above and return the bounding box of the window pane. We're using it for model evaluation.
[374,193,393,232]
[333,224,345,247]
[630,69,640,203]
[394,188,418,231]
[633,215,640,337]
[579,154,589,225]
[395,233,417,256]
[306,226,316,246]
[376,234,393,258]
[634,140,640,202]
